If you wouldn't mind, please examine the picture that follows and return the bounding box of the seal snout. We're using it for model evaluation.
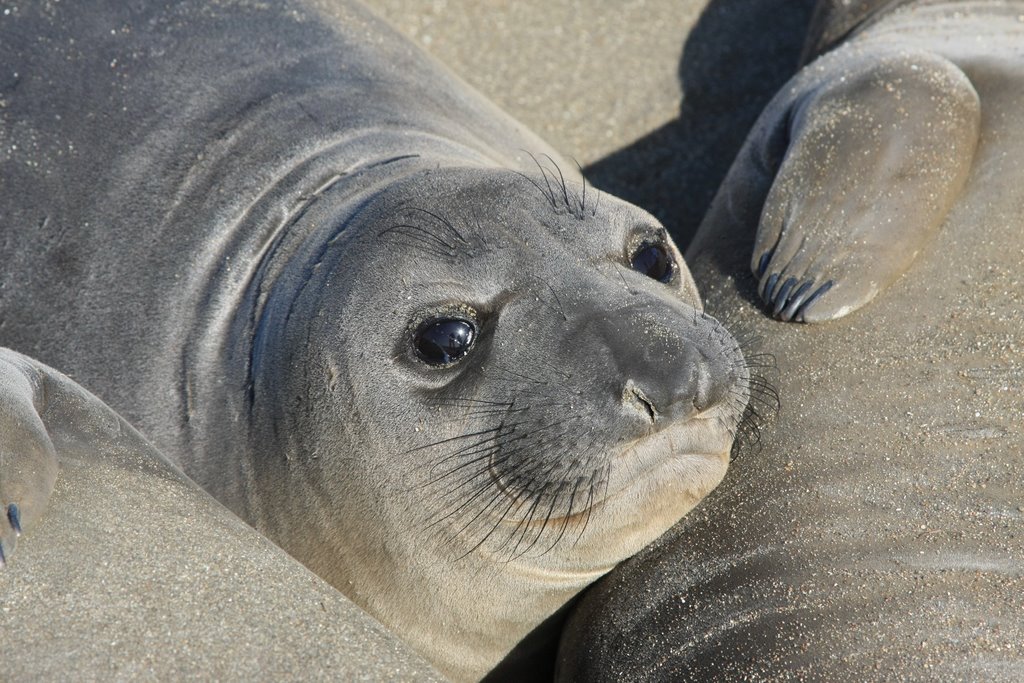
[620,353,731,428]
[576,302,741,432]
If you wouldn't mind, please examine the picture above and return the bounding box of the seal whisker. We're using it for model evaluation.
[427,401,517,413]
[527,484,567,557]
[503,458,593,548]
[564,467,607,547]
[741,356,778,371]
[457,492,525,560]
[429,475,507,529]
[485,364,552,386]
[380,240,455,261]
[440,429,566,492]
[419,408,607,558]
[422,424,531,472]
[572,483,598,546]
[377,225,456,258]
[511,170,557,211]
[495,480,560,560]
[379,224,455,251]
[415,439,512,477]
[533,479,580,558]
[541,280,570,323]
[462,401,573,418]
[425,419,587,489]
[462,407,528,417]
[460,403,570,418]
[613,263,633,291]
[518,274,571,323]
[436,491,510,554]
[474,384,557,401]
[426,433,531,481]
[745,381,781,411]
[537,166,562,206]
[530,358,572,382]
[427,397,514,406]
[407,207,469,245]
[577,161,587,216]
[500,484,550,559]
[541,153,573,217]
[427,459,522,533]
[425,443,504,486]
[380,221,456,251]
[404,424,505,454]
[426,397,529,414]
[426,398,529,418]
[745,378,780,399]
[523,150,559,209]
[734,403,771,453]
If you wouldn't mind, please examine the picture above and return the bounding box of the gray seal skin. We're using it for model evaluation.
[0,348,444,680]
[0,0,751,680]
[558,1,1024,680]
[686,0,1020,322]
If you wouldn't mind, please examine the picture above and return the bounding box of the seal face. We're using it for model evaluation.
[0,1,751,679]
[687,0,1024,323]
[244,167,751,623]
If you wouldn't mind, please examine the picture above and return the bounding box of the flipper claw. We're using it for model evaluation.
[794,280,834,323]
[762,272,780,302]
[778,280,815,321]
[8,503,21,536]
[772,277,797,316]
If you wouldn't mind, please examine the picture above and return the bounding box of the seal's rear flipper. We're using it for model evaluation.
[0,348,148,566]
[0,351,60,565]
[693,49,980,322]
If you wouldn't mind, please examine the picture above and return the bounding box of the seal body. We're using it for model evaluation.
[688,0,1024,322]
[0,348,444,680]
[559,1,1024,679]
[0,1,750,679]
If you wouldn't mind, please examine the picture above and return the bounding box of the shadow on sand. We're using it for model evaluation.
[584,0,815,250]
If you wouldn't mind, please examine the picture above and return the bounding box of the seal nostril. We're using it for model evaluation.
[638,393,656,422]
[624,381,658,423]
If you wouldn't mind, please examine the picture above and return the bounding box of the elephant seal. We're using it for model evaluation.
[0,0,751,679]
[685,0,1024,322]
[558,1,1024,679]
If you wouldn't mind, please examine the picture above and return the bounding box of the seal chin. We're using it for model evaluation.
[478,413,734,567]
[610,412,735,489]
[587,420,733,555]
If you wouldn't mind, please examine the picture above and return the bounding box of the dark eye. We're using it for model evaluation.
[630,242,674,283]
[414,318,476,365]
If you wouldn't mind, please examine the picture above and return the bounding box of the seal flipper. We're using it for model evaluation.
[0,350,60,565]
[750,49,980,322]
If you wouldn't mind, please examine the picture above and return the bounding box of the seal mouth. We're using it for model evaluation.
[612,413,734,479]
[471,432,731,567]
[483,413,735,528]
[489,449,730,529]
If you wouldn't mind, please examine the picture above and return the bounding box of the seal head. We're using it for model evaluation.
[236,167,750,679]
